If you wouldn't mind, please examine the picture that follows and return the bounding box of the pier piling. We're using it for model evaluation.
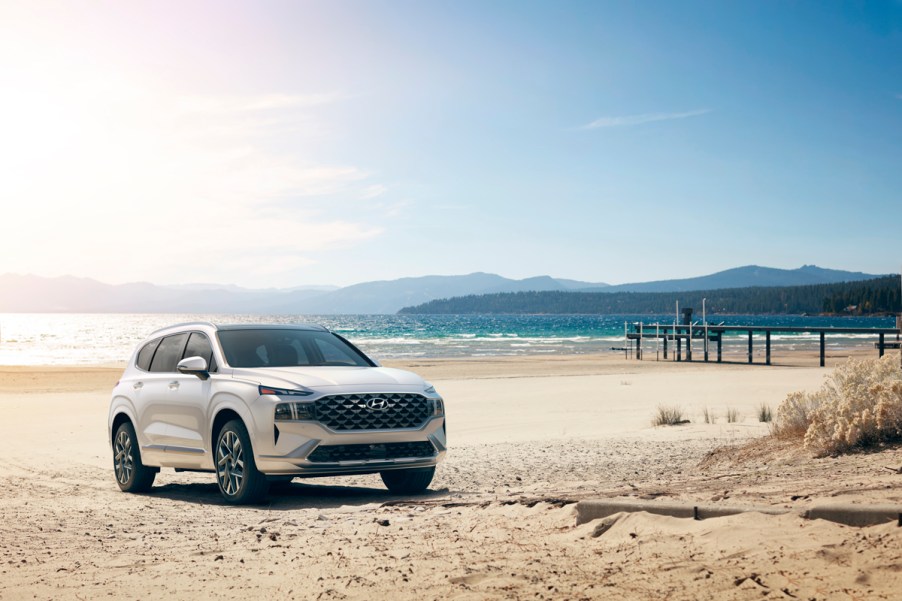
[747,330,753,364]
[820,332,826,367]
[627,323,898,367]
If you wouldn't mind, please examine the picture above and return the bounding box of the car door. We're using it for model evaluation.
[161,331,215,465]
[138,332,190,455]
[130,337,166,455]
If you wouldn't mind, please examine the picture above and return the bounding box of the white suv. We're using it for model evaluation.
[108,322,446,504]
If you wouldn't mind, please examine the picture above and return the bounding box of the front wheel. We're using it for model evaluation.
[113,421,157,493]
[380,466,435,494]
[215,420,269,505]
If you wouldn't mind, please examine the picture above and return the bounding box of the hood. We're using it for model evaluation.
[229,366,426,390]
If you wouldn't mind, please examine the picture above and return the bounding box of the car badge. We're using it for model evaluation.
[366,397,389,410]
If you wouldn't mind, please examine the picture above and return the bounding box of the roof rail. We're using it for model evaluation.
[146,321,218,337]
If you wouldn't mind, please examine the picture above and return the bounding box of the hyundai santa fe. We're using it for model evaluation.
[108,322,446,504]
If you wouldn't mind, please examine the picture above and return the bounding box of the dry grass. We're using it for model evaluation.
[652,405,686,426]
[773,355,902,456]
[702,407,713,424]
[771,390,820,438]
[725,408,741,423]
[757,403,773,423]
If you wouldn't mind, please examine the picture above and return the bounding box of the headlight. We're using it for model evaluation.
[259,385,313,397]
[274,402,316,421]
[432,398,444,416]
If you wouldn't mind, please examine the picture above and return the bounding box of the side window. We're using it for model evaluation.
[183,332,215,371]
[149,333,189,373]
[135,338,161,371]
[314,337,357,365]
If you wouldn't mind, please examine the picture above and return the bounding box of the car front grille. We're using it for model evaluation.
[314,393,431,431]
[307,441,437,463]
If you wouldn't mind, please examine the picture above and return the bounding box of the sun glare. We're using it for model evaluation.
[0,4,383,286]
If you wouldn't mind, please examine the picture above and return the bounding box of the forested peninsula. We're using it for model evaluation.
[399,276,901,316]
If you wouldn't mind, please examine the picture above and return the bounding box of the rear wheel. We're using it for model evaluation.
[215,420,269,504]
[113,421,156,493]
[380,466,435,494]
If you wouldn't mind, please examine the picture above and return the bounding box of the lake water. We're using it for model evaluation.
[0,313,897,366]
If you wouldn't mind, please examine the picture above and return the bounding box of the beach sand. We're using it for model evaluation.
[1,352,900,599]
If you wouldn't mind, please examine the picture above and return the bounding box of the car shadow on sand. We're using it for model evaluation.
[149,480,452,510]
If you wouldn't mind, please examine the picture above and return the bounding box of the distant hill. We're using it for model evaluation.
[594,265,878,293]
[0,274,334,313]
[267,273,609,314]
[399,276,901,316]
[0,265,884,314]
[0,272,608,314]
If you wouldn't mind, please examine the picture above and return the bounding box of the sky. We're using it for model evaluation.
[0,1,900,288]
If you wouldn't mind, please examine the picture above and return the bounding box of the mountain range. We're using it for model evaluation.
[0,265,882,314]
[593,265,879,293]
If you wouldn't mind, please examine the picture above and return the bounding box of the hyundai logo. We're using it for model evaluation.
[366,397,389,410]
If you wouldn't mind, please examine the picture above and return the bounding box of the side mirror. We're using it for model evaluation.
[177,356,210,380]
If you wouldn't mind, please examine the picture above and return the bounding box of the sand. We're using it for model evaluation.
[1,352,900,599]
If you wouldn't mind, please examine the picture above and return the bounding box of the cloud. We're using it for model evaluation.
[176,92,345,115]
[0,80,395,286]
[359,184,389,200]
[582,109,711,129]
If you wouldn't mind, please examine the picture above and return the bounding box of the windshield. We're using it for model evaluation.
[217,329,374,368]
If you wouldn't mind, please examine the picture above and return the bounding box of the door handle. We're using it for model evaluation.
[133,382,144,390]
[168,381,180,390]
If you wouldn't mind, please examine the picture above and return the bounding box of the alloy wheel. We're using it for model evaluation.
[217,431,245,496]
[114,430,134,485]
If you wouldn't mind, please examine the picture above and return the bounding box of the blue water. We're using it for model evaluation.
[0,313,896,365]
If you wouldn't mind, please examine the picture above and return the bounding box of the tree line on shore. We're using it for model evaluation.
[399,276,901,315]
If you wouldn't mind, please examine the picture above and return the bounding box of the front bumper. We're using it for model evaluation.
[255,415,446,476]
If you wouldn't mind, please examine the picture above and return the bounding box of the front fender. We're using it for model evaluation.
[207,391,260,464]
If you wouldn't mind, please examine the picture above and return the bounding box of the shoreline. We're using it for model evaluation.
[0,347,886,394]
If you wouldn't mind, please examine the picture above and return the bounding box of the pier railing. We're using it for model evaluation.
[626,324,901,367]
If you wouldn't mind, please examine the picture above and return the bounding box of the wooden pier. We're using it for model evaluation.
[626,324,901,367]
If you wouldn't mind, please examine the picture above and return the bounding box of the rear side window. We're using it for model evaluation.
[135,339,161,371]
[149,333,189,373]
[183,332,216,371]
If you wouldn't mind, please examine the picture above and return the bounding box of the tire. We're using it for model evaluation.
[380,466,435,494]
[113,421,157,493]
[215,420,269,505]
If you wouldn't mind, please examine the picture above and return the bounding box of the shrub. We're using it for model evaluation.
[702,407,712,424]
[804,355,902,455]
[652,405,685,426]
[772,390,822,438]
[725,408,741,423]
[757,403,773,423]
[773,355,902,455]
